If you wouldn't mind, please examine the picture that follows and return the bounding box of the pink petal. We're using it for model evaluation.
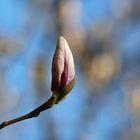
[51,36,75,91]
[51,37,65,91]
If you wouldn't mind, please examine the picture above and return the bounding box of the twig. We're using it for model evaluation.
[0,95,57,129]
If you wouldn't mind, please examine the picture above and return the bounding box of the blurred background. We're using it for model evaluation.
[0,0,140,140]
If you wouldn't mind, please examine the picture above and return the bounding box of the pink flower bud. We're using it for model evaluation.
[51,36,75,99]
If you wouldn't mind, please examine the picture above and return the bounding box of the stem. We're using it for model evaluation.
[0,95,57,129]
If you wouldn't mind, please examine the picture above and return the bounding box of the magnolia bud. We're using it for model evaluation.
[51,36,75,102]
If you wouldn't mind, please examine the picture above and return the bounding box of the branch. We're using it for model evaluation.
[0,95,57,129]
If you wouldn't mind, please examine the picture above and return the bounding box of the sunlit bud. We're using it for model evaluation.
[51,36,75,101]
